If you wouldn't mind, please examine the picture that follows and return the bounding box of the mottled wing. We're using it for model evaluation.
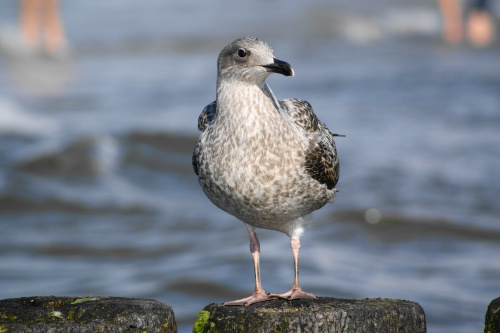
[279,98,340,190]
[305,138,339,190]
[193,101,216,176]
[197,101,217,131]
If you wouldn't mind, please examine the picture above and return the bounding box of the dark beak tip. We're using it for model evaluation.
[263,58,294,77]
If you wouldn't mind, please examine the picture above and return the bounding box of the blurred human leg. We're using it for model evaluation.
[21,0,43,49]
[43,0,64,53]
[438,0,464,44]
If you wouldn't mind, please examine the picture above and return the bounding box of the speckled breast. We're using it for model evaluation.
[196,117,332,231]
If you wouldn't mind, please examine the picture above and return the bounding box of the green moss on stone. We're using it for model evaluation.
[0,312,17,322]
[368,299,395,308]
[192,310,210,333]
[66,307,78,320]
[47,311,64,319]
[485,305,499,333]
[64,297,100,306]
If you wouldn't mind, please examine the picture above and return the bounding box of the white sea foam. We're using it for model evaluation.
[0,97,59,136]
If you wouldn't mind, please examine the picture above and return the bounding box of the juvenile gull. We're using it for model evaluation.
[193,37,341,306]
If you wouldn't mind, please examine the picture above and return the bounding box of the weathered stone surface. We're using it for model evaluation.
[194,297,426,333]
[485,297,500,333]
[0,296,176,333]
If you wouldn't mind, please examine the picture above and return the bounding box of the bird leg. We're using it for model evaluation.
[224,228,277,306]
[270,238,317,300]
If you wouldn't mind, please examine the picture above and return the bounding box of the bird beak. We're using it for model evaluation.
[262,58,294,77]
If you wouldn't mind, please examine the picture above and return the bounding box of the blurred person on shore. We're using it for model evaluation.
[20,0,66,55]
[0,0,72,94]
[438,0,497,48]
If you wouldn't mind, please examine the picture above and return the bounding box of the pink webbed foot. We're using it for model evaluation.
[224,291,278,306]
[270,287,317,301]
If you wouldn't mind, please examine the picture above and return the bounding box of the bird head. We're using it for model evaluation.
[217,37,294,86]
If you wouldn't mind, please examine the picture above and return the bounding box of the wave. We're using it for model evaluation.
[0,193,152,215]
[327,208,500,242]
[0,97,59,136]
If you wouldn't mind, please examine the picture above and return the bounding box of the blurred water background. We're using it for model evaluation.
[0,0,499,332]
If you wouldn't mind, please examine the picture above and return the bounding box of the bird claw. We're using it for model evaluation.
[224,292,278,306]
[269,288,317,301]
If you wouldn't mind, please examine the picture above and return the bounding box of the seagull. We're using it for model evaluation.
[192,37,341,306]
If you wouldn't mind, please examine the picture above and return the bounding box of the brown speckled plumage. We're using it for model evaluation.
[192,37,341,305]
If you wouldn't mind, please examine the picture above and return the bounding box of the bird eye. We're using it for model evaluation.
[237,48,247,58]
